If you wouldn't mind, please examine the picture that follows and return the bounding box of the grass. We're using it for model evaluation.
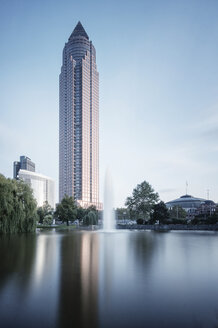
[37,224,57,229]
[36,223,100,231]
[37,223,78,230]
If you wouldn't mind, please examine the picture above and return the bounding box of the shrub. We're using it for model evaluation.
[136,218,144,225]
[43,214,53,226]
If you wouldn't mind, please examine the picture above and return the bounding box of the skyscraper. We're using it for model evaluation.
[59,22,100,209]
[13,155,35,179]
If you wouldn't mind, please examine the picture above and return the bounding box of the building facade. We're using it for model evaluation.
[18,169,55,208]
[59,21,100,209]
[13,155,35,179]
[166,194,216,216]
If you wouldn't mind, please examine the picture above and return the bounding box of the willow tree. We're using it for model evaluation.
[83,211,98,226]
[0,174,37,233]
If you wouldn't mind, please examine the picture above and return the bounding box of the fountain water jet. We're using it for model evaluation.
[103,169,115,231]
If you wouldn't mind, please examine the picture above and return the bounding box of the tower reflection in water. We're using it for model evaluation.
[58,232,99,328]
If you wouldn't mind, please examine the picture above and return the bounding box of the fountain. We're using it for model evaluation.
[103,169,116,231]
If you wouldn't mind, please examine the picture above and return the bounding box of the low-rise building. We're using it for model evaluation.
[18,169,55,208]
[166,194,216,216]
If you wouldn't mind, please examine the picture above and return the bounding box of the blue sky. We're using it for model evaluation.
[1,0,218,206]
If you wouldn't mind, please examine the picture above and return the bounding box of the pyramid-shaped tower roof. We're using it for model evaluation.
[69,21,89,40]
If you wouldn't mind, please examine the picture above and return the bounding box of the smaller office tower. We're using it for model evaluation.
[13,156,35,179]
[13,155,55,208]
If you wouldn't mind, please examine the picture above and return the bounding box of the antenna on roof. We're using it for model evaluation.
[207,189,210,200]
[186,181,188,195]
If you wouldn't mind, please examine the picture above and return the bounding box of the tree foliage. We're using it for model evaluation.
[77,205,98,225]
[76,206,86,222]
[55,197,99,227]
[54,195,77,225]
[0,174,37,233]
[116,208,130,221]
[83,211,98,226]
[136,218,144,225]
[150,201,169,224]
[125,181,159,220]
[43,214,53,225]
[169,206,187,220]
[37,201,53,224]
[203,213,218,224]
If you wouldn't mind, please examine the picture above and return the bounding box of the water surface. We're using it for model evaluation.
[0,230,218,328]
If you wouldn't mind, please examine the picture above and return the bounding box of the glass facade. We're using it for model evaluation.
[59,22,100,209]
[13,155,35,179]
[18,169,55,208]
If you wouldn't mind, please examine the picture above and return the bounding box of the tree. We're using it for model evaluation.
[86,206,99,224]
[206,213,218,224]
[76,205,99,225]
[37,201,53,224]
[0,174,37,233]
[54,195,77,226]
[125,181,159,220]
[169,206,187,220]
[151,201,169,224]
[43,214,53,225]
[83,211,98,226]
[136,218,144,225]
[76,206,86,222]
[17,180,38,232]
[86,205,98,213]
[116,208,130,221]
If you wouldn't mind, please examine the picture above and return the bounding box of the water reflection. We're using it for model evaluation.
[98,231,156,328]
[0,232,60,327]
[0,234,37,327]
[0,234,36,290]
[58,232,99,328]
[0,231,218,327]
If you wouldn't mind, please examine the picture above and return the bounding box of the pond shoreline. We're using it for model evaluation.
[117,224,218,231]
[37,223,218,232]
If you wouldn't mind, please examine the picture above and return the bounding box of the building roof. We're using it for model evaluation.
[168,194,205,203]
[69,21,89,40]
[18,169,54,182]
[166,194,215,206]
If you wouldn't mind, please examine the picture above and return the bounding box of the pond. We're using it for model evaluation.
[0,230,218,328]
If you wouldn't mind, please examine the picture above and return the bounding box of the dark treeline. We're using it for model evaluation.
[37,195,99,226]
[0,174,37,234]
[120,180,218,225]
[54,195,99,226]
[0,174,99,233]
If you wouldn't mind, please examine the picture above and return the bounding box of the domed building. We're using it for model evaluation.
[166,194,215,215]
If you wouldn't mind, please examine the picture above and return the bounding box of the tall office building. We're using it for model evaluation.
[59,22,100,209]
[13,155,35,179]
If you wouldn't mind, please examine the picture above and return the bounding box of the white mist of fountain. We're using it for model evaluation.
[103,169,115,231]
